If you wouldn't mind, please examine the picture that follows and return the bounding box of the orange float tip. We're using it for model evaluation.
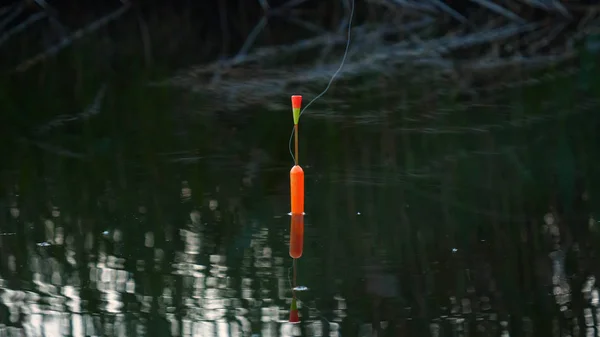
[291,95,302,125]
[291,95,302,109]
[289,297,300,323]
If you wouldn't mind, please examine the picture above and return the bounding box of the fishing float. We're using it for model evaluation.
[285,0,354,323]
[289,94,304,324]
[290,94,304,257]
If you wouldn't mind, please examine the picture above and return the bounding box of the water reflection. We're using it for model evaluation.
[0,166,597,337]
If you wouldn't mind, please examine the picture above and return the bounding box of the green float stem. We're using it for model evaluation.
[293,108,300,125]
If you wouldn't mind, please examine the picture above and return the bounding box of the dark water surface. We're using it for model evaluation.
[1,70,600,337]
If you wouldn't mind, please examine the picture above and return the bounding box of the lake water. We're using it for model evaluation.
[1,63,600,337]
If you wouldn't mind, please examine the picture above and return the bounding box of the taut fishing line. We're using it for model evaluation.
[288,0,355,162]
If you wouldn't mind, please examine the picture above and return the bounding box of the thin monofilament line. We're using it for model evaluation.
[288,0,355,162]
[288,124,296,163]
[298,0,354,118]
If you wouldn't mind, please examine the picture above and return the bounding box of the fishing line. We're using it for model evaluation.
[288,0,355,162]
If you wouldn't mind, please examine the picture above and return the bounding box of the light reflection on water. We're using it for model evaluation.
[1,142,599,337]
[0,196,597,337]
[0,190,351,337]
